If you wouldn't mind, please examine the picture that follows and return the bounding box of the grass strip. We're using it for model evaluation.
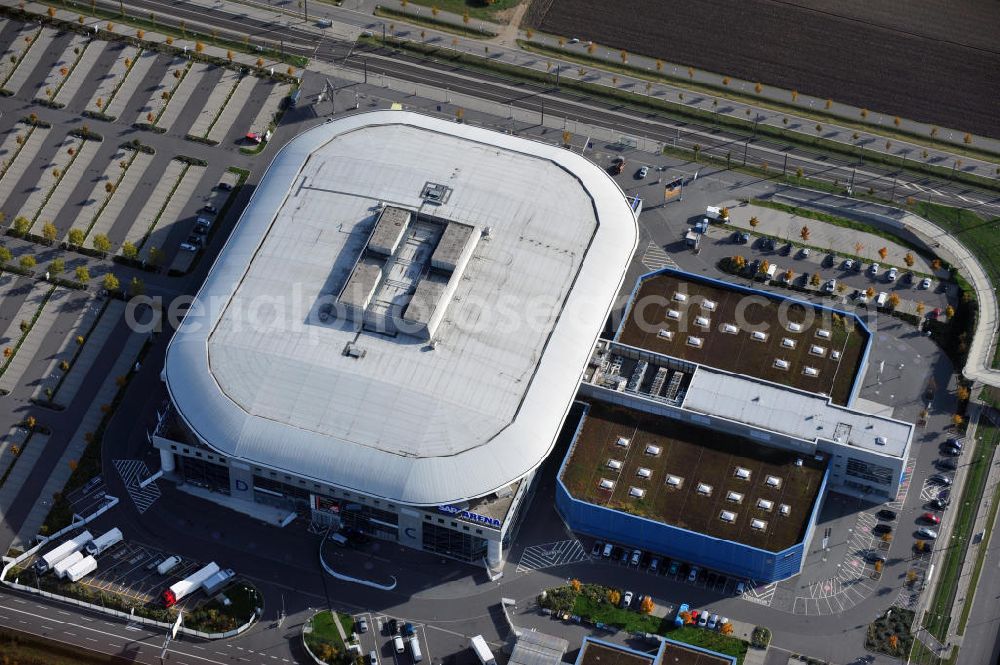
[374,7,496,39]
[0,286,55,379]
[519,40,1000,167]
[923,421,1000,641]
[0,626,136,665]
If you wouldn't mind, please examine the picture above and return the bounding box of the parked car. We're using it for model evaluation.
[920,277,933,289]
[357,617,369,633]
[887,267,898,281]
[843,259,855,270]
[708,614,719,630]
[179,242,198,252]
[945,437,965,450]
[687,566,699,583]
[649,557,660,574]
[591,541,604,557]
[735,581,746,596]
[192,224,208,236]
[876,509,897,521]
[922,512,942,525]
[697,612,708,627]
[201,204,218,214]
[739,232,750,244]
[387,619,399,635]
[217,182,233,191]
[630,549,641,566]
[917,527,939,540]
[763,237,776,251]
[866,552,887,564]
[937,458,958,471]
[941,446,962,457]
[939,489,952,500]
[619,549,629,564]
[674,604,689,627]
[668,560,680,576]
[823,279,836,293]
[621,591,633,608]
[732,232,744,244]
[186,234,204,247]
[636,166,649,179]
[798,247,811,258]
[873,524,893,535]
[369,651,378,665]
[930,474,953,486]
[870,262,880,275]
[929,497,949,510]
[781,242,793,255]
[853,260,863,271]
[717,617,730,631]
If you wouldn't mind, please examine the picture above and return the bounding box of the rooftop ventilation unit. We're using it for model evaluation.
[667,309,681,320]
[694,316,710,328]
[615,436,630,448]
[817,329,832,339]
[765,475,782,488]
[773,358,790,370]
[779,504,791,516]
[726,491,743,504]
[722,323,738,334]
[629,486,646,498]
[752,330,768,342]
[696,482,713,496]
[750,518,768,531]
[781,337,796,348]
[875,436,887,446]
[809,345,827,357]
[734,467,751,480]
[420,182,452,205]
[719,510,737,523]
[673,293,688,302]
[831,350,842,360]
[787,322,803,333]
[645,444,662,457]
[687,336,704,348]
[599,478,615,491]
[607,459,623,470]
[702,299,717,311]
[657,329,674,340]
[636,467,652,479]
[665,475,683,488]
[803,366,819,376]
[795,458,803,467]
[757,498,774,511]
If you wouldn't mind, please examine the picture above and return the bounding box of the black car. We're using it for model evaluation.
[387,619,399,635]
[937,458,958,471]
[929,498,949,510]
[941,446,962,457]
[732,232,744,244]
[697,568,709,584]
[939,488,951,500]
[866,552,887,564]
[748,259,761,275]
[217,182,233,191]
[876,509,897,521]
[639,552,652,568]
[781,243,793,256]
[591,541,604,557]
[946,437,965,449]
[192,224,208,236]
[706,572,717,587]
[201,204,218,214]
[873,524,893,535]
[186,234,204,247]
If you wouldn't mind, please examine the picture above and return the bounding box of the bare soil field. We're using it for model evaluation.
[525,0,1000,138]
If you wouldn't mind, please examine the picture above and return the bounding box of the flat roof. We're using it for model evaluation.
[659,642,734,665]
[164,111,638,506]
[684,366,912,458]
[510,631,569,665]
[561,400,827,552]
[577,641,653,665]
[616,272,867,405]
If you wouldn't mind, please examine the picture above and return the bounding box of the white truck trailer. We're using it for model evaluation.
[201,568,235,596]
[162,562,219,607]
[85,528,123,556]
[470,635,496,665]
[52,551,84,579]
[35,530,93,573]
[65,555,98,582]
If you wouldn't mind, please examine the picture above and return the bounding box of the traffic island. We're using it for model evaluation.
[302,610,358,665]
[865,608,913,659]
[184,580,262,634]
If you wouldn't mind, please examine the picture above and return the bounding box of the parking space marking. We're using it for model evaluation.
[741,580,776,607]
[516,539,589,573]
[113,459,161,513]
[640,241,679,272]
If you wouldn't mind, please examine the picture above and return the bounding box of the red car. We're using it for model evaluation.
[922,512,941,525]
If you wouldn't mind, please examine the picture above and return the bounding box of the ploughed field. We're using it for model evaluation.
[525,0,1000,139]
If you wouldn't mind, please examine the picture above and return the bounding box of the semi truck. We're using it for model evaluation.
[162,562,220,607]
[65,555,98,582]
[52,551,84,579]
[85,528,123,557]
[35,530,93,573]
[201,568,235,596]
[470,635,496,665]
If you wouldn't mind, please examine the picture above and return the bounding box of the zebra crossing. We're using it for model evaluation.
[641,241,679,272]
[740,580,776,607]
[516,539,589,573]
[113,459,161,514]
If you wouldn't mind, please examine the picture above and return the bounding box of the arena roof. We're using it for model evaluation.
[164,111,638,506]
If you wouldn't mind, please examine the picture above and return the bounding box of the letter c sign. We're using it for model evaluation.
[235,479,249,492]
[404,527,417,540]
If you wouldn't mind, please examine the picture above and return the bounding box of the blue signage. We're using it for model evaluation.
[437,505,501,529]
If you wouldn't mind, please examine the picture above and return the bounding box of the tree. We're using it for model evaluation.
[619,49,628,64]
[47,6,55,17]
[754,82,762,94]
[874,560,883,573]
[41,221,57,242]
[810,272,821,287]
[562,130,571,146]
[854,241,864,256]
[195,42,204,53]
[92,234,112,253]
[102,272,120,292]
[759,259,770,275]
[136,29,145,39]
[720,622,734,635]
[227,50,234,62]
[731,255,746,270]
[607,589,620,605]
[888,635,898,651]
[860,108,869,119]
[800,225,810,241]
[75,266,90,283]
[256,57,264,68]
[12,216,30,237]
[866,287,876,299]
[68,228,85,246]
[24,415,36,429]
[0,246,11,263]
[932,258,942,270]
[825,99,832,109]
[121,241,138,259]
[656,59,664,72]
[877,247,887,260]
[525,29,534,39]
[50,257,65,274]
[945,305,955,319]
[19,255,36,270]
[463,11,470,25]
[904,253,915,267]
[722,76,730,85]
[957,386,970,401]
[106,22,114,32]
[455,108,464,122]
[287,66,295,76]
[95,97,103,109]
[587,43,596,55]
[639,596,654,614]
[916,302,925,315]
[749,216,759,228]
[888,293,900,309]
[719,207,730,221]
[881,532,893,544]
[784,269,794,282]
[129,276,145,296]
[791,89,798,102]
[964,133,972,145]
[815,123,822,133]
[165,36,174,45]
[431,5,439,16]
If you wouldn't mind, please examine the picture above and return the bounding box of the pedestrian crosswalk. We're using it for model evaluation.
[113,459,161,514]
[741,580,776,607]
[641,241,678,272]
[516,539,589,573]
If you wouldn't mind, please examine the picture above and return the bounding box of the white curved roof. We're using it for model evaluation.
[164,111,637,506]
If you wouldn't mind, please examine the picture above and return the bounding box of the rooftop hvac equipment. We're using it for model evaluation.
[657,329,674,340]
[757,499,774,511]
[817,329,831,339]
[665,474,683,487]
[696,482,712,496]
[787,322,803,333]
[649,368,669,396]
[750,519,768,531]
[779,504,791,516]
[627,361,648,392]
[726,491,743,504]
[636,467,652,479]
[701,299,717,311]
[645,444,662,456]
[773,358,790,370]
[781,337,796,348]
[664,371,684,400]
[734,467,751,480]
[599,479,615,491]
[831,350,842,360]
[629,486,646,498]
[722,323,738,334]
[607,459,623,470]
[875,436,887,446]
[719,510,737,523]
[481,226,492,239]
[694,316,710,328]
[667,309,681,320]
[687,336,704,348]
[765,475,782,488]
[616,436,630,448]
[673,293,688,302]
[752,330,768,342]
[809,345,827,356]
[803,366,819,376]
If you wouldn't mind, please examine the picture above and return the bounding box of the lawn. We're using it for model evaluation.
[185,582,261,633]
[405,0,522,21]
[923,421,1000,641]
[664,626,748,665]
[572,593,664,634]
[0,627,130,664]
[307,610,356,653]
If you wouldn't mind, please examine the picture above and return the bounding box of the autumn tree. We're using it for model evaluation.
[731,255,746,270]
[75,266,90,283]
[749,216,759,228]
[854,241,864,256]
[607,589,620,605]
[102,272,120,292]
[41,221,57,242]
[904,253,915,267]
[952,414,963,428]
[67,228,85,246]
[877,247,888,260]
[784,269,794,282]
[639,596,654,614]
[92,234,112,253]
[759,259,770,275]
[945,305,955,319]
[866,287,876,299]
[916,302,925,315]
[570,579,581,593]
[888,293,900,309]
[800,225,810,241]
[810,272,821,287]
[932,258,942,270]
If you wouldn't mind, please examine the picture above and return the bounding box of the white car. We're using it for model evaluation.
[621,590,634,608]
[870,262,880,275]
[920,277,932,289]
[697,611,708,627]
[843,259,855,270]
[823,279,836,293]
[734,581,746,596]
[568,37,580,44]
[637,166,649,179]
[917,527,938,540]
[688,566,699,583]
[179,242,198,252]
[887,267,898,281]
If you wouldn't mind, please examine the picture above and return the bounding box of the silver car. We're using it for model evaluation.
[917,527,938,539]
